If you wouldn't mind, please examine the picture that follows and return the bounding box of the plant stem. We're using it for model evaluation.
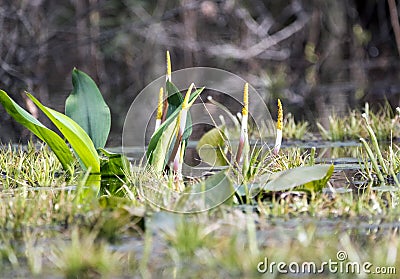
[363,115,388,174]
[236,83,249,177]
[360,137,385,184]
[172,84,194,181]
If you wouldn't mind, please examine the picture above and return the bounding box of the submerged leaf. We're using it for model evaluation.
[0,90,74,172]
[66,69,111,149]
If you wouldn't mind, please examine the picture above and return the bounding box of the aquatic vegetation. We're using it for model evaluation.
[360,110,400,186]
[66,69,111,150]
[49,228,122,278]
[0,90,76,172]
[282,112,310,140]
[146,52,204,182]
[317,110,365,141]
[1,52,400,278]
[0,69,128,179]
[0,141,75,189]
[317,102,400,141]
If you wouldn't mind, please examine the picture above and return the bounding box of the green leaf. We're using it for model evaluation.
[263,164,334,192]
[150,117,179,172]
[146,87,204,164]
[0,90,74,172]
[196,126,229,166]
[303,164,334,193]
[237,164,334,197]
[175,170,234,212]
[166,81,182,108]
[28,93,100,173]
[99,148,130,177]
[66,68,111,149]
[166,80,192,141]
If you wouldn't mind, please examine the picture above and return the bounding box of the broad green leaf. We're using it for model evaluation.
[146,87,204,162]
[28,93,100,173]
[303,164,334,193]
[0,90,74,172]
[263,164,334,192]
[236,164,334,197]
[175,170,234,212]
[196,126,228,166]
[99,148,130,177]
[66,69,111,149]
[166,80,192,141]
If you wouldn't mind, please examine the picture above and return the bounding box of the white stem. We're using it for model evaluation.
[154,119,161,133]
[241,115,248,140]
[173,144,182,177]
[179,109,188,137]
[236,114,248,163]
[273,129,282,155]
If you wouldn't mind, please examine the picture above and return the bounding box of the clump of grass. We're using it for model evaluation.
[283,112,310,140]
[359,109,400,186]
[165,218,216,259]
[49,228,122,278]
[365,101,400,140]
[317,110,364,141]
[317,102,400,141]
[270,147,312,172]
[0,141,76,189]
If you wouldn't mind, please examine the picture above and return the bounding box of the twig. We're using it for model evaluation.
[206,12,309,59]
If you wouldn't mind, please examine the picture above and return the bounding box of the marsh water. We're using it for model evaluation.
[2,140,400,278]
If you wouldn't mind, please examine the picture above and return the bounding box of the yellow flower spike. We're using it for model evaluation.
[166,50,172,81]
[273,99,283,155]
[157,87,164,120]
[277,99,283,130]
[182,83,194,110]
[242,83,249,116]
[154,87,164,132]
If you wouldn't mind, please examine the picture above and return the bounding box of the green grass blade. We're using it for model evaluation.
[0,90,74,172]
[66,69,111,149]
[28,93,100,173]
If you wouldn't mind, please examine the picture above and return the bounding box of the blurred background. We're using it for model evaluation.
[0,0,399,146]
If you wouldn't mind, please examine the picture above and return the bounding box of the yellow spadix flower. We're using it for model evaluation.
[157,87,164,120]
[166,50,172,81]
